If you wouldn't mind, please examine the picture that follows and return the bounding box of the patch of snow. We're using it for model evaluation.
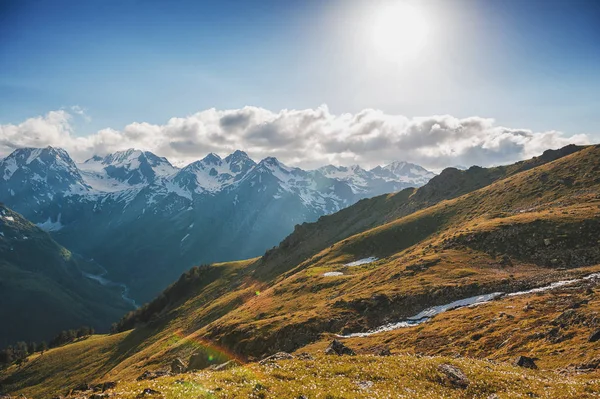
[323,272,344,277]
[3,216,15,222]
[340,272,600,338]
[344,257,379,267]
[36,214,64,231]
[181,233,190,242]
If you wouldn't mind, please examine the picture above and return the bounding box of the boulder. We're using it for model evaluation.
[437,364,469,388]
[589,329,600,342]
[513,355,538,369]
[259,352,295,365]
[170,358,186,374]
[376,347,392,356]
[325,339,356,356]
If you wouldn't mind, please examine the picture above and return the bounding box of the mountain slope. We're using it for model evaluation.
[0,205,133,347]
[0,147,435,303]
[2,144,600,398]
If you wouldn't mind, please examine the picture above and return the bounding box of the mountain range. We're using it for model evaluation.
[2,144,599,399]
[0,146,435,302]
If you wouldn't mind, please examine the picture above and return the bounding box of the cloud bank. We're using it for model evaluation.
[0,106,590,170]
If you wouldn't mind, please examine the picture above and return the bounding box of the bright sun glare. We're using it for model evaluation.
[371,2,430,63]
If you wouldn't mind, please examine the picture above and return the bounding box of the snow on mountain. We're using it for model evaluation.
[79,149,178,191]
[0,146,90,200]
[318,161,435,196]
[370,161,436,185]
[171,151,256,195]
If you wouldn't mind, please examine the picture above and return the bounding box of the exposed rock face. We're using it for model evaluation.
[170,358,186,374]
[324,340,356,356]
[437,364,469,388]
[514,356,538,369]
[445,220,600,269]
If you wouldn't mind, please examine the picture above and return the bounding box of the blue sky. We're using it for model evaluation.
[0,0,598,168]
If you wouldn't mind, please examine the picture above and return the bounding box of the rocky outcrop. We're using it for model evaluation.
[445,219,600,269]
[170,358,186,374]
[514,356,538,369]
[325,340,355,356]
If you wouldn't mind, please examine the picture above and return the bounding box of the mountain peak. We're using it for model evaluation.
[201,153,222,164]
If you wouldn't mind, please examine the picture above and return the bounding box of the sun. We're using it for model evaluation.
[370,2,430,63]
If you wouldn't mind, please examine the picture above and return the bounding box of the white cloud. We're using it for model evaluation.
[0,106,590,170]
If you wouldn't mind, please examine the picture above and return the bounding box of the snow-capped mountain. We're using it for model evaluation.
[318,161,436,196]
[0,146,435,302]
[0,147,90,213]
[79,149,178,191]
[171,151,256,195]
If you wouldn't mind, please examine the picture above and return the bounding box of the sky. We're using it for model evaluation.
[0,0,598,169]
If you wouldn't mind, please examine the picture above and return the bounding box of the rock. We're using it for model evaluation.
[437,364,469,388]
[544,238,551,246]
[136,370,170,381]
[376,347,392,356]
[325,339,356,356]
[296,352,314,360]
[170,358,186,374]
[356,380,374,390]
[89,394,109,399]
[588,329,600,342]
[514,355,538,369]
[259,352,295,365]
[187,352,222,371]
[211,360,241,371]
[136,388,163,398]
[73,383,90,392]
[101,382,117,391]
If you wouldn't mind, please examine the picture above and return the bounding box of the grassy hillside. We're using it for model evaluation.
[2,144,600,398]
[0,205,133,347]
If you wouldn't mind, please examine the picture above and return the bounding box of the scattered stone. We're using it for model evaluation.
[170,358,186,374]
[324,339,356,356]
[295,352,314,360]
[259,352,295,365]
[101,382,117,391]
[356,380,374,390]
[514,356,538,369]
[136,388,163,398]
[376,347,392,356]
[588,329,600,342]
[73,383,90,392]
[136,370,170,381]
[211,360,241,371]
[437,364,469,388]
